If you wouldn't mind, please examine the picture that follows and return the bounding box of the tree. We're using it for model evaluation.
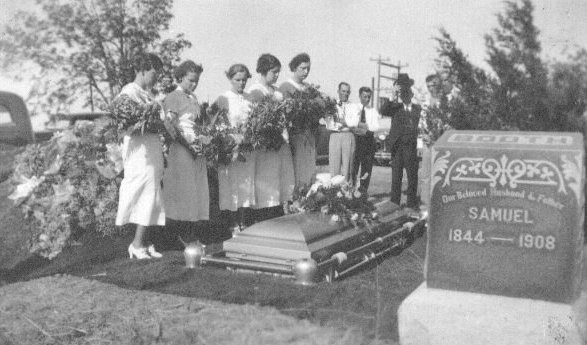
[0,0,190,115]
[548,48,587,132]
[430,0,586,136]
[484,0,550,131]
[433,29,500,131]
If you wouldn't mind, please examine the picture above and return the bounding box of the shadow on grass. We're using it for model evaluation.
[6,217,426,343]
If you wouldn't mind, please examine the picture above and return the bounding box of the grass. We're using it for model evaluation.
[1,275,367,345]
[7,224,426,343]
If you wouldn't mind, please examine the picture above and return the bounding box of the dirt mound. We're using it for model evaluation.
[0,275,368,345]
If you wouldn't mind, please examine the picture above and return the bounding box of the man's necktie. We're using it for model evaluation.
[360,106,366,123]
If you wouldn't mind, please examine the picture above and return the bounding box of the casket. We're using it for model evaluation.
[199,200,427,284]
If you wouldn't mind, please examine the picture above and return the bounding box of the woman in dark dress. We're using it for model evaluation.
[278,53,316,187]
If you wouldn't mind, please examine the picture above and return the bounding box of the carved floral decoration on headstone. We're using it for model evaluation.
[430,149,582,201]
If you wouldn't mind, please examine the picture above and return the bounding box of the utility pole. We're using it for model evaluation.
[369,55,389,109]
[370,56,409,108]
[88,74,94,112]
[370,77,375,107]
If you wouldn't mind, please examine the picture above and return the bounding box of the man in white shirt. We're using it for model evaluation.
[351,87,380,193]
[329,82,358,180]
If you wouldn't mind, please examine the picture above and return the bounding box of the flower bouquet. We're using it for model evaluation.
[285,85,338,135]
[164,111,216,163]
[206,105,250,165]
[289,173,378,229]
[245,97,289,151]
[108,95,166,138]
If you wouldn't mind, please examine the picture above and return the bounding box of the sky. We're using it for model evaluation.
[1,0,586,108]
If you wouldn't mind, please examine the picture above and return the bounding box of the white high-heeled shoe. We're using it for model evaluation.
[147,244,163,258]
[128,244,151,259]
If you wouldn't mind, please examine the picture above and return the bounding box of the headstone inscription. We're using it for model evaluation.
[425,130,584,303]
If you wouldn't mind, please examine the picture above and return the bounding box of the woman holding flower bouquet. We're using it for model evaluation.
[162,60,209,230]
[249,54,295,219]
[278,53,316,187]
[113,53,166,259]
[213,64,256,231]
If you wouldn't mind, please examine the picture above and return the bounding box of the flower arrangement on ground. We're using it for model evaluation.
[285,85,337,134]
[9,120,122,259]
[245,97,289,151]
[289,173,378,228]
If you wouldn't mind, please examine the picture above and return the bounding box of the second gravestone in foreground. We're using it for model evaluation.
[426,130,584,303]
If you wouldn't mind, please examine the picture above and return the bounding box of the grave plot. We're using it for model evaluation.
[192,200,428,284]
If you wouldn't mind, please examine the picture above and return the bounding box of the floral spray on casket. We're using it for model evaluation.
[289,173,379,229]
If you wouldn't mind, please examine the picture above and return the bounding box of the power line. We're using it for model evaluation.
[369,55,389,108]
[370,56,408,108]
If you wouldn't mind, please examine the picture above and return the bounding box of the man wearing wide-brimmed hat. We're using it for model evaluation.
[382,73,421,209]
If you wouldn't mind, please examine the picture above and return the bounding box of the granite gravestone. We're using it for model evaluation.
[425,130,584,303]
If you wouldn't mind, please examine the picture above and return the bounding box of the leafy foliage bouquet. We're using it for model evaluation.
[289,173,378,228]
[9,120,122,259]
[108,95,167,138]
[206,105,250,165]
[286,85,338,134]
[164,111,216,163]
[245,97,289,151]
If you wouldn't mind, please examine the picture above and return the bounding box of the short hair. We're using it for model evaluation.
[338,82,350,90]
[225,64,251,79]
[174,60,203,82]
[131,53,163,74]
[359,87,372,95]
[289,53,311,72]
[256,54,281,75]
[425,74,439,83]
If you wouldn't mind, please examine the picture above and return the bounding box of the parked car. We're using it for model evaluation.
[316,125,330,164]
[373,116,424,166]
[0,90,111,146]
[0,91,35,145]
[315,116,412,166]
[54,112,109,126]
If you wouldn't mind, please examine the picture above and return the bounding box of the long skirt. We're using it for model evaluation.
[218,151,257,211]
[116,134,165,226]
[254,145,295,208]
[290,130,316,187]
[163,143,209,221]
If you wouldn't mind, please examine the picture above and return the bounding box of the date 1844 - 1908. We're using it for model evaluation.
[448,228,556,251]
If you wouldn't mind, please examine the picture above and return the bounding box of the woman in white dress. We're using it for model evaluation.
[249,54,295,221]
[213,64,256,231]
[115,53,165,259]
[278,53,316,187]
[162,60,209,236]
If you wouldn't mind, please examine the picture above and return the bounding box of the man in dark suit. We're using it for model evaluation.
[382,73,421,209]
